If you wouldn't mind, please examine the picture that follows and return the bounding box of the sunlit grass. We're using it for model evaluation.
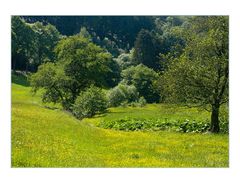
[86,104,211,126]
[12,75,229,167]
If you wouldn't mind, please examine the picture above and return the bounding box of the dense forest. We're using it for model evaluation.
[12,16,185,71]
[11,16,228,133]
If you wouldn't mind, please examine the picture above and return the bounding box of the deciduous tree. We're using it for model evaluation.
[161,16,228,133]
[31,35,116,110]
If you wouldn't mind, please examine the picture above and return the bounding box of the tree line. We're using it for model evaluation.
[12,16,228,133]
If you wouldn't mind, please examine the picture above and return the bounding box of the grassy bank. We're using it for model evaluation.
[12,75,229,167]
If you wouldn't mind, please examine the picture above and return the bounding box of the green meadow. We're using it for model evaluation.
[12,75,228,167]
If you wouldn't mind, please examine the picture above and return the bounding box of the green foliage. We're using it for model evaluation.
[94,102,228,133]
[107,83,139,107]
[54,35,117,87]
[121,64,160,103]
[114,48,135,70]
[72,86,107,119]
[133,29,161,70]
[99,117,228,133]
[161,16,228,105]
[160,16,228,133]
[103,58,121,87]
[30,21,61,69]
[125,97,147,107]
[11,16,36,71]
[22,16,155,53]
[154,17,186,70]
[31,35,116,110]
[30,62,73,109]
[137,96,147,107]
[79,27,92,40]
[11,16,61,72]
[99,118,212,133]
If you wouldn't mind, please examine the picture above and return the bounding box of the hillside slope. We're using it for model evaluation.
[12,75,228,167]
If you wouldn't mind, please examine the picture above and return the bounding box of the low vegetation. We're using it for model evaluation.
[72,86,107,119]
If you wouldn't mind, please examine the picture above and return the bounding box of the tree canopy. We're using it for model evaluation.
[31,35,117,110]
[161,16,228,133]
[121,64,160,103]
[12,16,36,71]
[12,17,61,72]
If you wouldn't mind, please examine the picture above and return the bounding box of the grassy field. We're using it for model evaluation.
[12,74,229,167]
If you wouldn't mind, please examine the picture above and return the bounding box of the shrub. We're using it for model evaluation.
[127,97,147,107]
[137,96,147,107]
[107,83,139,107]
[73,86,107,119]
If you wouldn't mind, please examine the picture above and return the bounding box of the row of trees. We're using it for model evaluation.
[12,16,228,133]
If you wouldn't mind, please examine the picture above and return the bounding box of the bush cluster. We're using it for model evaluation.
[71,84,148,120]
[128,97,147,107]
[99,118,228,133]
[72,86,107,119]
[107,83,146,107]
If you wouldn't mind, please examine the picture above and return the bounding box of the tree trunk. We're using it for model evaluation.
[210,104,220,133]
